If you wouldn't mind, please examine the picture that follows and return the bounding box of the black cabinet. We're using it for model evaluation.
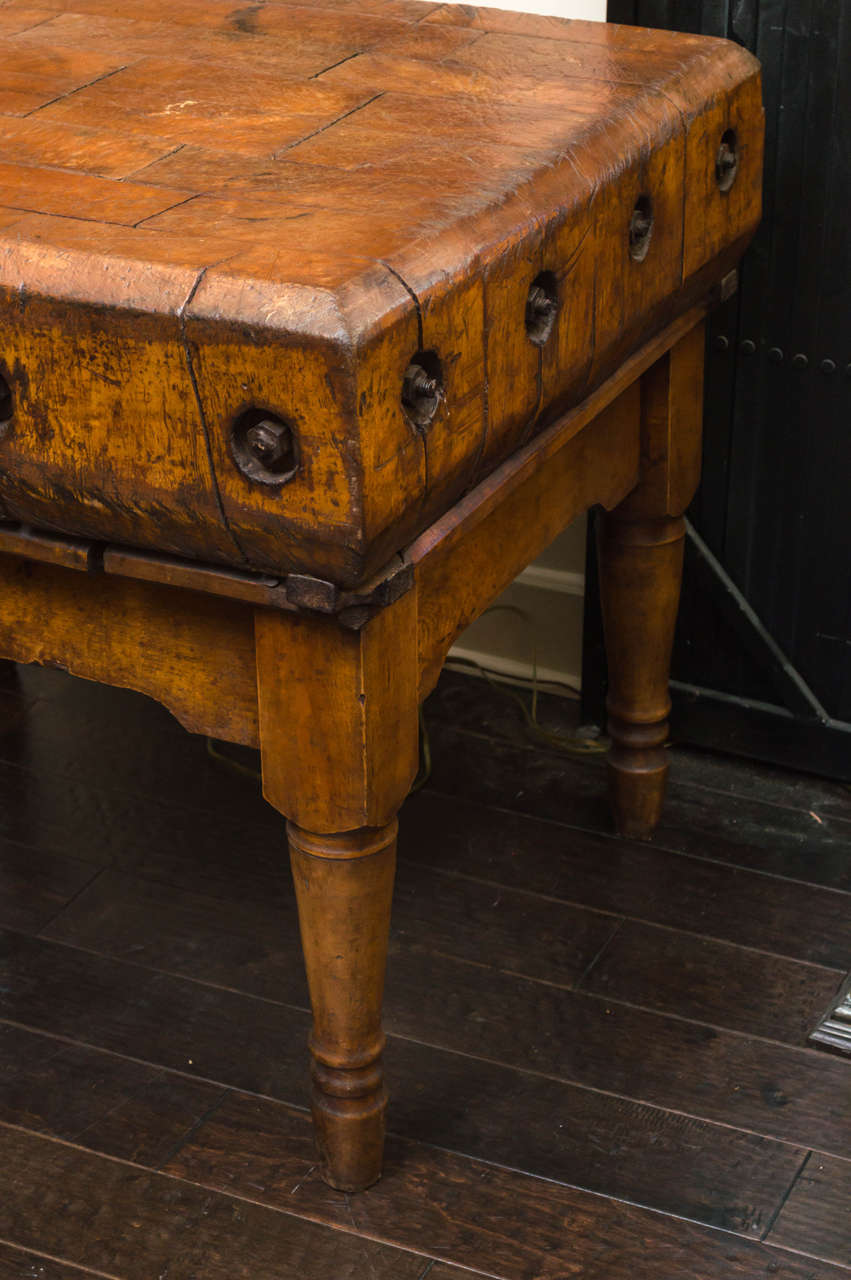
[584,0,851,779]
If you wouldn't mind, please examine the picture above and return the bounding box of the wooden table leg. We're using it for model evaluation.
[597,510,686,838]
[287,820,396,1191]
[254,594,419,1191]
[596,323,706,839]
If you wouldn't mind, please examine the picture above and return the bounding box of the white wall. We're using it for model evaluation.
[457,0,605,17]
[448,0,606,692]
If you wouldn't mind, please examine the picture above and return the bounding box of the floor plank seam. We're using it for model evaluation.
[16,834,848,974]
[0,1120,458,1270]
[573,916,625,990]
[0,1232,124,1279]
[760,1150,812,1243]
[35,863,108,937]
[2,1008,836,1178]
[421,784,851,896]
[13,917,844,1057]
[153,1087,233,1173]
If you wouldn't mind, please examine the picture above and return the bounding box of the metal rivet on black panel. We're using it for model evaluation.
[713,335,730,352]
[791,353,809,369]
[740,339,756,356]
[820,359,836,374]
[768,347,784,363]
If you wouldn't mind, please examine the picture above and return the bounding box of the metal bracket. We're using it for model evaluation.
[0,521,414,628]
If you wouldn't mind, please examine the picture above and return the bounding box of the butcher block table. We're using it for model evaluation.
[0,0,762,1191]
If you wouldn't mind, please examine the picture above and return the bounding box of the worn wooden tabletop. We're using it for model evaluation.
[0,0,762,582]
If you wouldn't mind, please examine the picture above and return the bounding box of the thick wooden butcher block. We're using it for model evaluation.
[0,0,763,585]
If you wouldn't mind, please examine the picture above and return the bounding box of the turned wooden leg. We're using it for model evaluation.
[287,820,397,1192]
[595,324,705,838]
[597,511,686,838]
[254,595,419,1191]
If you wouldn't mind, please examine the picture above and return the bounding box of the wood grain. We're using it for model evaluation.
[29,859,816,1232]
[39,858,619,997]
[398,791,851,970]
[255,588,419,831]
[0,0,762,581]
[0,1241,102,1280]
[768,1154,851,1267]
[0,1022,225,1167]
[0,1124,430,1280]
[0,554,259,745]
[166,1091,847,1280]
[422,721,851,891]
[579,921,846,1044]
[2,921,848,1158]
[0,968,803,1235]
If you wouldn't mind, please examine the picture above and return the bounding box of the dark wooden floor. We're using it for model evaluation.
[0,661,849,1279]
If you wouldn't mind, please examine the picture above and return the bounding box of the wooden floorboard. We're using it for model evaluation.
[164,1092,846,1280]
[0,1239,113,1279]
[39,861,621,994]
[4,916,849,1158]
[0,1022,225,1167]
[426,669,851,826]
[768,1154,851,1267]
[0,1124,437,1280]
[0,665,848,1276]
[0,1007,808,1235]
[423,722,851,890]
[578,920,845,1044]
[0,840,100,934]
[400,792,851,969]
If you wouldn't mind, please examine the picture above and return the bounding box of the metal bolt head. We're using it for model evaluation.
[740,339,756,356]
[231,409,297,485]
[713,335,730,352]
[768,347,784,363]
[402,365,439,402]
[716,135,739,192]
[525,275,559,345]
[246,419,290,467]
[791,353,809,370]
[820,359,837,374]
[629,198,653,261]
[528,284,556,320]
[401,356,443,429]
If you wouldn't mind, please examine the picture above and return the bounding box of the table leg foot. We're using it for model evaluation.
[597,512,686,840]
[287,819,397,1192]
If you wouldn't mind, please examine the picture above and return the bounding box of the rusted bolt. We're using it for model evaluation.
[231,409,297,485]
[716,130,738,192]
[246,419,290,467]
[629,195,653,262]
[403,365,439,402]
[525,272,558,346]
[401,353,443,429]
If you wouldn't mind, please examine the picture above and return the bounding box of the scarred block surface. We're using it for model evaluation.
[0,0,763,584]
